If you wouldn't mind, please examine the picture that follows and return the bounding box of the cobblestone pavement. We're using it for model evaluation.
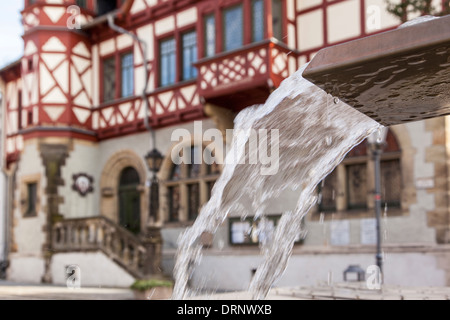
[0,281,135,300]
[192,283,450,300]
[1,280,450,300]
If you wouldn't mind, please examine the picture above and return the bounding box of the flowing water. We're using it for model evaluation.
[172,64,381,300]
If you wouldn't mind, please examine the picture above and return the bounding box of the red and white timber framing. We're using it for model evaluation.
[4,0,447,167]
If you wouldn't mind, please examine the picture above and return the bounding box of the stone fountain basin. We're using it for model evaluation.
[302,15,450,126]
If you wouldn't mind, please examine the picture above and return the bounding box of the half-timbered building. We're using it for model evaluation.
[1,0,449,290]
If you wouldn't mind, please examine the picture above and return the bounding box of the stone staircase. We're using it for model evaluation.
[52,216,161,279]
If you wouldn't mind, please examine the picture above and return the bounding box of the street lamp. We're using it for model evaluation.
[145,148,164,222]
[367,127,388,278]
[143,148,164,276]
[145,148,164,175]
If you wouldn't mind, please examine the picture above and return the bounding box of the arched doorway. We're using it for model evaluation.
[118,167,141,234]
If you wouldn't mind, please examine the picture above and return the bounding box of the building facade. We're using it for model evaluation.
[0,0,449,290]
[0,92,6,271]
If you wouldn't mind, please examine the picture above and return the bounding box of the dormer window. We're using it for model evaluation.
[76,0,87,9]
[97,0,123,16]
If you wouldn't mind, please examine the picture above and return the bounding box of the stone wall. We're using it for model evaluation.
[190,246,450,291]
[51,251,135,288]
[8,140,47,283]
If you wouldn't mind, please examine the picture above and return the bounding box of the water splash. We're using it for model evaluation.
[172,64,380,300]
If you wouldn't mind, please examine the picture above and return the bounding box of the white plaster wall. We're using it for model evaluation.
[51,251,135,288]
[297,0,322,11]
[191,251,447,291]
[0,171,4,261]
[304,210,436,247]
[8,257,45,284]
[92,45,99,106]
[13,143,47,255]
[98,119,217,173]
[176,8,197,29]
[8,142,47,282]
[327,0,361,44]
[99,38,115,57]
[155,16,175,36]
[365,0,401,33]
[59,141,100,219]
[0,80,5,261]
[297,9,324,51]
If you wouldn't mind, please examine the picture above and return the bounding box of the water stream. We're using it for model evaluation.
[172,64,381,300]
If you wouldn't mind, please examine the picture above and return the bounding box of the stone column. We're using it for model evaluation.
[39,142,69,283]
[140,226,163,276]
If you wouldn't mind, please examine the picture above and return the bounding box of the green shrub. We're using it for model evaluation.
[131,279,173,291]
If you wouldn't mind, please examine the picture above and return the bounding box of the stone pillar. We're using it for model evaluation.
[203,103,235,143]
[39,142,70,283]
[140,226,163,277]
[426,118,450,244]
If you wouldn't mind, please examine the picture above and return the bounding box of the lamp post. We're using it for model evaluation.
[145,148,164,223]
[367,127,388,277]
[143,148,164,276]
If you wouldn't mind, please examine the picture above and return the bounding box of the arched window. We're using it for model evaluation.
[118,167,141,234]
[165,146,220,224]
[319,129,401,213]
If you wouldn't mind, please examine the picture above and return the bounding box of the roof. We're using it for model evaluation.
[0,58,21,82]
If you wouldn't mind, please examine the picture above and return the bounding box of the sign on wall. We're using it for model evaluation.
[72,173,94,197]
[229,215,305,246]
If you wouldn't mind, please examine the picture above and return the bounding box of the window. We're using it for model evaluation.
[26,182,37,216]
[168,185,181,222]
[27,110,33,126]
[160,38,176,87]
[252,0,265,42]
[318,129,401,214]
[102,51,134,102]
[28,58,33,72]
[97,0,120,16]
[188,183,200,221]
[223,5,243,52]
[76,0,87,8]
[204,15,216,57]
[229,215,304,245]
[118,167,141,234]
[188,146,201,178]
[165,146,220,223]
[318,169,337,212]
[203,0,284,56]
[103,57,116,102]
[182,31,198,81]
[121,52,134,98]
[346,163,368,210]
[18,90,22,130]
[272,0,283,41]
[380,159,402,207]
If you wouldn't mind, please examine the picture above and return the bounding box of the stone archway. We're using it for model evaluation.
[100,150,148,233]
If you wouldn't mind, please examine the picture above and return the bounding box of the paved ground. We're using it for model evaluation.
[1,280,449,300]
[191,283,450,300]
[0,280,135,300]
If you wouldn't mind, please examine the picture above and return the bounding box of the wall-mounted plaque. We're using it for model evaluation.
[72,173,94,197]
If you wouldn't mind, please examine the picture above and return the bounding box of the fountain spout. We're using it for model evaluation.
[302,15,450,126]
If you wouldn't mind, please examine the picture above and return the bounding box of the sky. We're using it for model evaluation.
[0,2,24,69]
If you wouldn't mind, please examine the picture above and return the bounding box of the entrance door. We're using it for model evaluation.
[118,167,141,234]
